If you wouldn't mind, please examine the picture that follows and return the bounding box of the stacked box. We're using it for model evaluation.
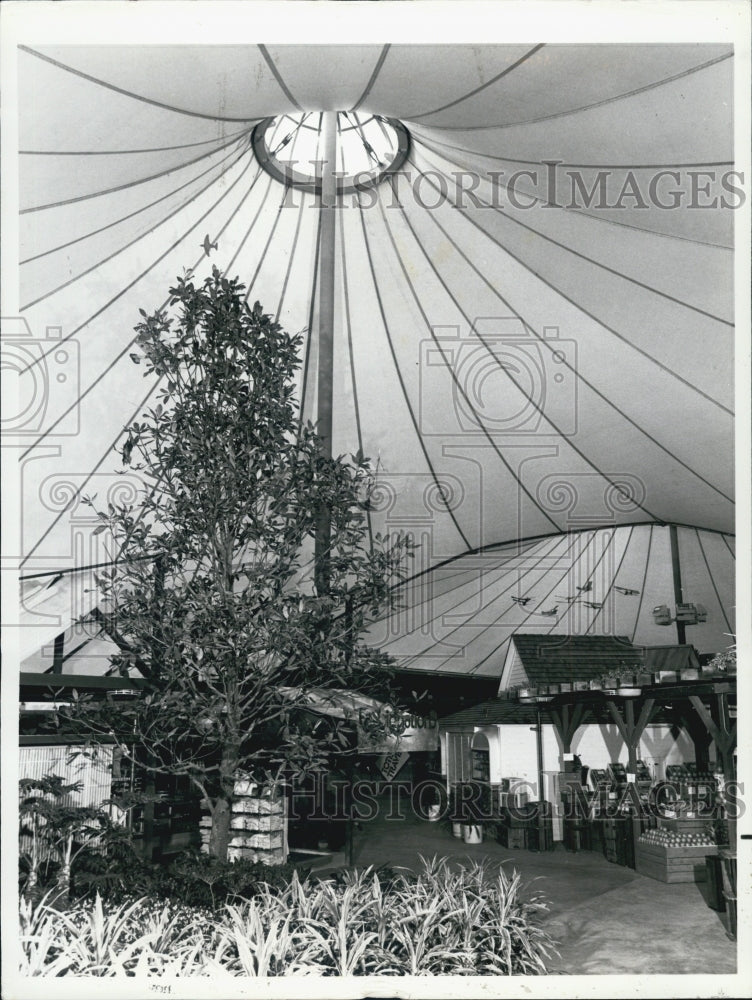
[200,780,286,864]
[601,817,634,867]
[499,826,526,849]
[635,841,718,883]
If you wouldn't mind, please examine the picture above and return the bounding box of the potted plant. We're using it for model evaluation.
[656,669,678,684]
[460,782,494,843]
[680,665,700,681]
[616,669,642,697]
[463,822,483,844]
[448,786,465,837]
[601,673,618,696]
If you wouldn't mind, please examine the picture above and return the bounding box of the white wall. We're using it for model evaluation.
[445,721,697,795]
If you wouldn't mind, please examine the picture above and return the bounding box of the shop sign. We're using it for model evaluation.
[377,751,410,780]
[356,707,439,752]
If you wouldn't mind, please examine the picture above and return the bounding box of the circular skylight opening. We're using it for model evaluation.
[252,112,409,194]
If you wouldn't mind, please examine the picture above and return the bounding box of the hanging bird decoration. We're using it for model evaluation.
[121,436,135,466]
[614,586,640,596]
[536,605,559,617]
[582,600,603,609]
[576,582,593,593]
[202,234,219,256]
[511,596,532,606]
[556,594,580,603]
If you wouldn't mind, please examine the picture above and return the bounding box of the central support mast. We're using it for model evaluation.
[314,111,338,595]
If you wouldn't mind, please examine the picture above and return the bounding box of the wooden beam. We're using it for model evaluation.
[52,633,65,674]
[571,701,587,735]
[715,691,734,744]
[634,698,657,742]
[605,700,629,743]
[20,672,144,692]
[689,695,726,750]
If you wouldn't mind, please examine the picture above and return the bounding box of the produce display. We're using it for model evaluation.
[638,828,715,848]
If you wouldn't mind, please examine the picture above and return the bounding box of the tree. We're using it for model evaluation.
[19,774,111,904]
[66,267,413,860]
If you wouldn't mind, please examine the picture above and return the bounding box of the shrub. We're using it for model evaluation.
[72,843,304,909]
[20,856,557,977]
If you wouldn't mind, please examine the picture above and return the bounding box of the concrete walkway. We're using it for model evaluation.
[346,804,736,976]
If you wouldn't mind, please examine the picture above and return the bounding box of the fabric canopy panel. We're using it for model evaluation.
[10,43,736,655]
[364,525,735,673]
[21,524,734,676]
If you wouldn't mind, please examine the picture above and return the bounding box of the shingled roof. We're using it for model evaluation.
[441,698,539,728]
[639,645,701,672]
[506,634,642,688]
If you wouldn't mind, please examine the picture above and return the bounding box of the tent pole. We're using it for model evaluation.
[314,111,338,595]
[669,525,686,645]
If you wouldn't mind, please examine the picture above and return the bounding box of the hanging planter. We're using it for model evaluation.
[463,822,483,845]
[616,673,641,697]
[656,670,678,684]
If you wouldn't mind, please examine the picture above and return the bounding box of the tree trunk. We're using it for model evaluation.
[209,795,232,860]
[208,743,240,860]
[55,837,73,908]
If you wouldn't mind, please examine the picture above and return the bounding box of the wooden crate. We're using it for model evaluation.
[635,841,718,883]
[659,817,712,834]
[499,826,526,849]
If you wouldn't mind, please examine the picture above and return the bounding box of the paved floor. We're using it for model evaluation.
[344,802,737,976]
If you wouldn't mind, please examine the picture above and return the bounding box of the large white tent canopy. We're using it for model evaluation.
[4,9,742,675]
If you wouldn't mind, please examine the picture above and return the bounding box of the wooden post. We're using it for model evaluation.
[605,698,656,777]
[689,694,736,781]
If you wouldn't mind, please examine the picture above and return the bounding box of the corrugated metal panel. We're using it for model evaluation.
[447,732,472,784]
[19,745,113,808]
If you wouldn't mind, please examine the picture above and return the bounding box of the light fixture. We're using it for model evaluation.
[652,602,708,626]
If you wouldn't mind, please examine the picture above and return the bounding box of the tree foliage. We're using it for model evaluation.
[65,267,414,858]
